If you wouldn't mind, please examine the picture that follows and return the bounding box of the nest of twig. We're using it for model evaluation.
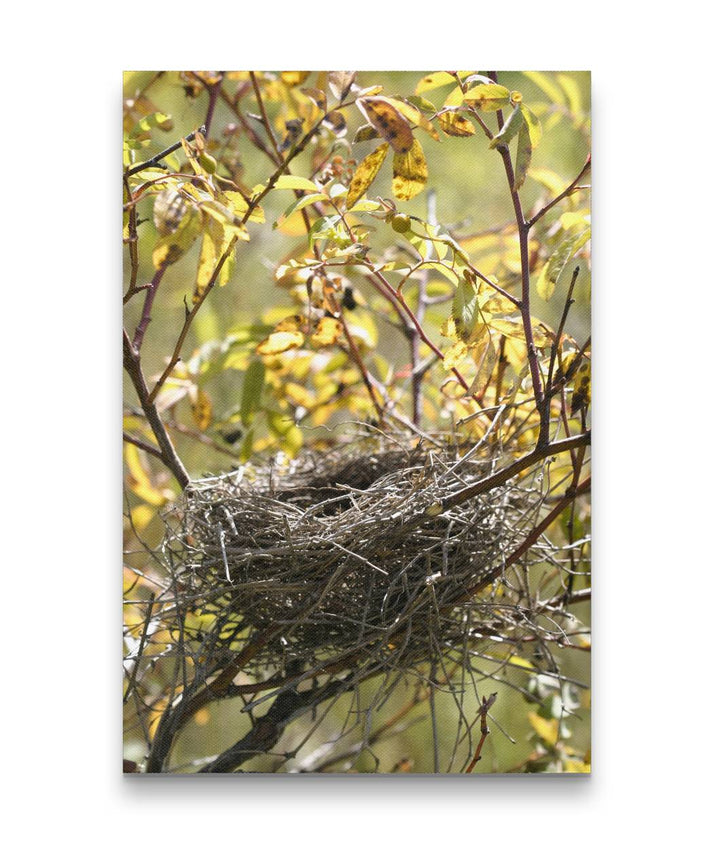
[161,434,544,675]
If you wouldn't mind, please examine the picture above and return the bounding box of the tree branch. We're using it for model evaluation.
[123,330,190,489]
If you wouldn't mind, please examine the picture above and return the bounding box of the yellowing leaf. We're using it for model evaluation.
[380,96,439,140]
[489,105,524,149]
[489,316,553,348]
[124,444,172,506]
[528,711,560,746]
[223,190,265,224]
[346,143,389,209]
[357,97,414,153]
[519,104,542,148]
[438,110,475,137]
[468,334,497,395]
[270,174,320,192]
[527,167,567,197]
[195,219,223,292]
[508,655,534,669]
[274,314,306,332]
[560,211,590,230]
[189,386,212,431]
[452,279,479,341]
[416,71,456,93]
[284,382,316,409]
[443,85,465,108]
[571,362,591,413]
[311,316,343,346]
[152,207,200,269]
[256,331,304,355]
[536,228,591,301]
[392,139,428,201]
[280,71,311,87]
[463,83,511,112]
[564,758,591,774]
[514,121,533,191]
[443,340,468,370]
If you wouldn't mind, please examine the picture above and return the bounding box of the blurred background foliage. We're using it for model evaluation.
[123,70,590,773]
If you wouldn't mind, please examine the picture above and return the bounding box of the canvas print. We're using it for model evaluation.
[123,71,591,774]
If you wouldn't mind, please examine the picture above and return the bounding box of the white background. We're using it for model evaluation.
[3,2,716,853]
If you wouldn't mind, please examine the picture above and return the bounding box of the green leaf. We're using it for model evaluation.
[513,121,533,191]
[519,104,542,148]
[276,191,329,227]
[489,105,524,149]
[452,279,479,341]
[536,228,591,301]
[240,360,266,427]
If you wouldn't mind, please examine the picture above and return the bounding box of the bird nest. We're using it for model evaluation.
[160,434,548,678]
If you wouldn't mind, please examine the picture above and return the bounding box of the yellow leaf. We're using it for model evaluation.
[508,655,534,669]
[439,110,475,137]
[273,314,306,332]
[443,85,465,108]
[357,97,414,153]
[392,139,428,201]
[416,71,456,93]
[195,220,223,292]
[463,83,511,112]
[380,96,439,140]
[571,362,591,413]
[564,758,591,774]
[188,386,212,431]
[124,444,171,506]
[128,503,155,532]
[252,174,319,196]
[528,711,560,746]
[152,206,201,269]
[346,143,389,209]
[443,340,468,370]
[256,331,305,355]
[280,71,311,87]
[519,103,542,148]
[284,382,316,409]
[223,190,265,224]
[311,316,343,346]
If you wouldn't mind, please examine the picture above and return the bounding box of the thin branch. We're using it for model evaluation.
[473,475,591,594]
[132,261,168,351]
[527,155,591,230]
[441,432,590,513]
[123,330,190,489]
[540,265,580,445]
[125,126,206,177]
[123,432,163,461]
[249,71,282,164]
[487,71,544,422]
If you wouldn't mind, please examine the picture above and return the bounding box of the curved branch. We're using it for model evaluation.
[123,330,190,489]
